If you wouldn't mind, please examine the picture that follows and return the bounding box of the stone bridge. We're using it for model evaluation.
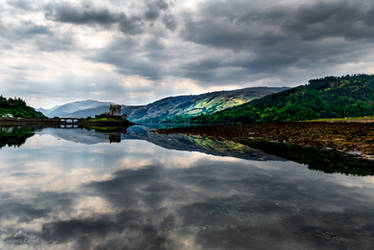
[59,118,81,124]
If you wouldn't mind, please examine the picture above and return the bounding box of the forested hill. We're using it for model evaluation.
[124,86,288,123]
[192,74,374,123]
[0,96,45,118]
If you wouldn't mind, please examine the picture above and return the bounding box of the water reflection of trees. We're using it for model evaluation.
[0,126,129,147]
[242,141,374,176]
[0,127,35,148]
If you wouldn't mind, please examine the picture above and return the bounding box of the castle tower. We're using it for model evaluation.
[109,105,121,117]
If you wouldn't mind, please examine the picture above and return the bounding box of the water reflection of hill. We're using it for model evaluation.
[125,126,374,176]
[124,126,282,161]
[43,126,282,161]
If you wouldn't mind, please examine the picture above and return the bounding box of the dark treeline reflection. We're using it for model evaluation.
[242,141,374,176]
[0,126,374,249]
[0,127,35,148]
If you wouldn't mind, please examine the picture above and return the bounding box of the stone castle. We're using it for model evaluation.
[107,105,127,120]
[109,105,121,116]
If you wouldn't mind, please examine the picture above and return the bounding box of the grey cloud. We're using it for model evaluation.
[182,60,251,85]
[184,20,251,50]
[155,0,168,10]
[162,14,177,30]
[145,8,160,21]
[3,0,374,104]
[17,22,52,39]
[184,1,374,48]
[0,21,52,40]
[281,1,374,41]
[0,7,74,53]
[118,16,144,35]
[44,0,172,35]
[45,4,123,25]
[144,0,169,21]
[177,0,374,84]
[92,37,164,80]
[35,34,75,51]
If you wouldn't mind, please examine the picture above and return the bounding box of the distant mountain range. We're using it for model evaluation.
[37,100,113,118]
[38,87,288,123]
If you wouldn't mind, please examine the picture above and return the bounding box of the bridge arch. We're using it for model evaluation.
[58,118,81,124]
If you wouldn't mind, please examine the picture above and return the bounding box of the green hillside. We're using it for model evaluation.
[192,74,374,123]
[122,87,288,123]
[0,96,46,119]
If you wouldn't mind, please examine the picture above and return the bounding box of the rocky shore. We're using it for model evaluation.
[157,122,374,160]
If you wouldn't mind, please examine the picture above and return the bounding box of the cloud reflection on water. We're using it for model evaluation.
[0,127,373,249]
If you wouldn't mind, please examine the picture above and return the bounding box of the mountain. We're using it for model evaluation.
[39,87,288,122]
[193,74,374,123]
[0,96,45,119]
[124,87,289,123]
[37,100,113,118]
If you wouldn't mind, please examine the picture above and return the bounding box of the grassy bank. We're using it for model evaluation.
[158,122,374,160]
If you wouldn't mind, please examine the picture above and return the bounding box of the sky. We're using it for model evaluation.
[1,0,374,108]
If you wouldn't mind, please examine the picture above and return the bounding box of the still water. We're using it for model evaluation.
[0,126,373,250]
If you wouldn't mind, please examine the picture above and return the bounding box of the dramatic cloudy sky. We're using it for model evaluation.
[1,0,374,108]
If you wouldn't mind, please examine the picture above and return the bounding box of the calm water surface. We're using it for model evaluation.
[0,126,373,249]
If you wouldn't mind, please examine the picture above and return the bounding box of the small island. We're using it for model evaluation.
[78,105,133,127]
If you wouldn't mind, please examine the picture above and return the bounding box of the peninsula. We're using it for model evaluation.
[0,101,133,128]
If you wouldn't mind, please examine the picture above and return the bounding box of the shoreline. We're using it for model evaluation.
[0,118,134,127]
[157,122,374,160]
[0,118,62,126]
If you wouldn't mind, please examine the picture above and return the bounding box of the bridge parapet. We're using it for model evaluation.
[59,118,81,124]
